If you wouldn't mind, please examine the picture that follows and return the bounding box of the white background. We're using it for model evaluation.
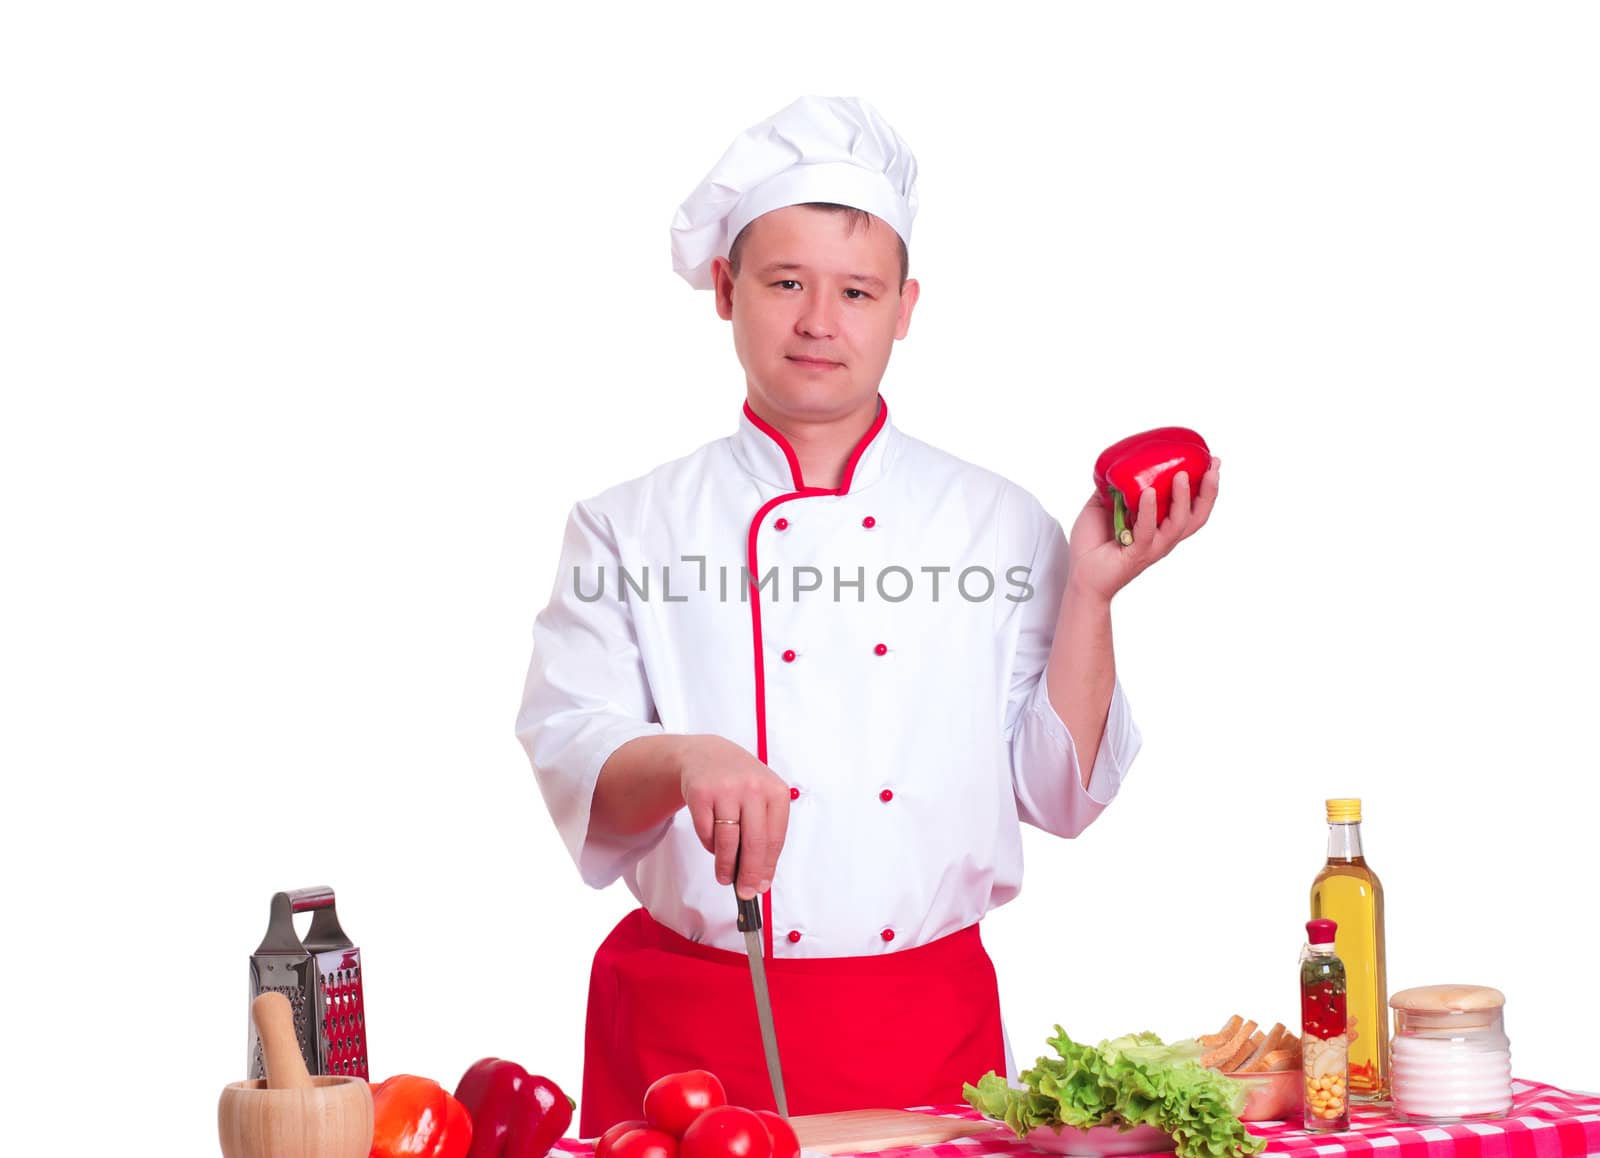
[4,3,1598,1153]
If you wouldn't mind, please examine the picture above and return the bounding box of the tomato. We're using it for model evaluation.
[644,1071,728,1139]
[681,1106,773,1158]
[754,1110,799,1158]
[598,1120,651,1158]
[612,1127,680,1158]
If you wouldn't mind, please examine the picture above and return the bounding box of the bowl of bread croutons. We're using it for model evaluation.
[1196,1016,1303,1122]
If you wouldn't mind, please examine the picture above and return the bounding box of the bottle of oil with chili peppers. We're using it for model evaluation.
[1309,797,1389,1101]
[1301,919,1350,1131]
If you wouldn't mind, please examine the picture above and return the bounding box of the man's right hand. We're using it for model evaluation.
[589,733,792,900]
[676,734,792,901]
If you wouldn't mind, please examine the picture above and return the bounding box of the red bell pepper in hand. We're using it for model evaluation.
[371,1074,474,1158]
[1094,426,1212,546]
[454,1057,574,1158]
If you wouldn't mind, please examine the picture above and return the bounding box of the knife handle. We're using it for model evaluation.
[736,893,762,933]
[733,847,762,932]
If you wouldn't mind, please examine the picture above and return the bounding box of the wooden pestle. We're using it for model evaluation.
[252,992,313,1090]
[219,994,371,1158]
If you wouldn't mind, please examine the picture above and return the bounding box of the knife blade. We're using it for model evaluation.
[734,858,789,1116]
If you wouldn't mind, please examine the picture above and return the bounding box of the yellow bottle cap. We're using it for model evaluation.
[1326,797,1362,823]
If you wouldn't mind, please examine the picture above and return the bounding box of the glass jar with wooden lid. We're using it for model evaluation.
[1389,984,1512,1123]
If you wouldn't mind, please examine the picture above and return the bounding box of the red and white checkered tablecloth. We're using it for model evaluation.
[1243,1081,1600,1158]
[551,1080,1600,1158]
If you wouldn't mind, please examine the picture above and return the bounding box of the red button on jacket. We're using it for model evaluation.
[873,643,888,656]
[787,930,802,943]
[862,516,876,529]
[790,787,800,800]
[879,789,894,803]
[782,649,796,663]
[881,928,895,942]
[775,517,789,531]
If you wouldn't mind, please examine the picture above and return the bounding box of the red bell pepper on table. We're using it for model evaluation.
[1094,426,1212,546]
[455,1057,575,1158]
[371,1074,475,1158]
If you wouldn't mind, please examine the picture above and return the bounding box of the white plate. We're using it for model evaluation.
[984,1120,1175,1157]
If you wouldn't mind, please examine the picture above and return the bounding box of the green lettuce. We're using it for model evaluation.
[963,1028,1265,1158]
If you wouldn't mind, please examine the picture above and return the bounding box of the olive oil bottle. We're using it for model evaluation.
[1310,798,1389,1102]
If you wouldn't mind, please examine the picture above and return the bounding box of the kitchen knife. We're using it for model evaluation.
[734,853,789,1116]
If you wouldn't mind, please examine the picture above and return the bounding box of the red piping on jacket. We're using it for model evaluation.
[742,397,889,956]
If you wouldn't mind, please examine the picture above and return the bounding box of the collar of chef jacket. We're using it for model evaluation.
[730,397,900,494]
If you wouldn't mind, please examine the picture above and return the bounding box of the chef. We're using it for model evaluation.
[516,95,1219,1135]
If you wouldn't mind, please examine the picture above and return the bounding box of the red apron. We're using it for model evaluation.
[578,907,1006,1137]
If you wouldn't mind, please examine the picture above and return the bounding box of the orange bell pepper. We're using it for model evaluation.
[371,1074,474,1158]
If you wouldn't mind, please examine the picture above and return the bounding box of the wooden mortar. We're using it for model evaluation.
[217,993,373,1158]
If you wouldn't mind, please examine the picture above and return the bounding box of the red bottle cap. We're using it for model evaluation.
[1306,918,1337,944]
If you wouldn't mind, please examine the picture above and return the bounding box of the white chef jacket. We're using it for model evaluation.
[516,397,1142,959]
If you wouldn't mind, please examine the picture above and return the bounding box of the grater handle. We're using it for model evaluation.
[255,887,355,955]
[290,887,356,953]
[286,886,336,913]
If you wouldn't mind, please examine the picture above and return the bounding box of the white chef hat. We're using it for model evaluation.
[670,95,920,290]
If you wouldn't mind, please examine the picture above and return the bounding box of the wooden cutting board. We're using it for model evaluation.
[790,1109,1001,1154]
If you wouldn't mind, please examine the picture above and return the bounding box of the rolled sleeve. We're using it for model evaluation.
[1011,669,1142,835]
[1002,501,1143,838]
[516,499,669,889]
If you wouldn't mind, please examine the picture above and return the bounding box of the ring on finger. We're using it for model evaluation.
[713,818,740,826]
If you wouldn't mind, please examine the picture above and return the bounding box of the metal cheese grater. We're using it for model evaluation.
[247,886,368,1080]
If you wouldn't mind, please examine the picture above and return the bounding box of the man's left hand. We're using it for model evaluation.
[1066,457,1222,603]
